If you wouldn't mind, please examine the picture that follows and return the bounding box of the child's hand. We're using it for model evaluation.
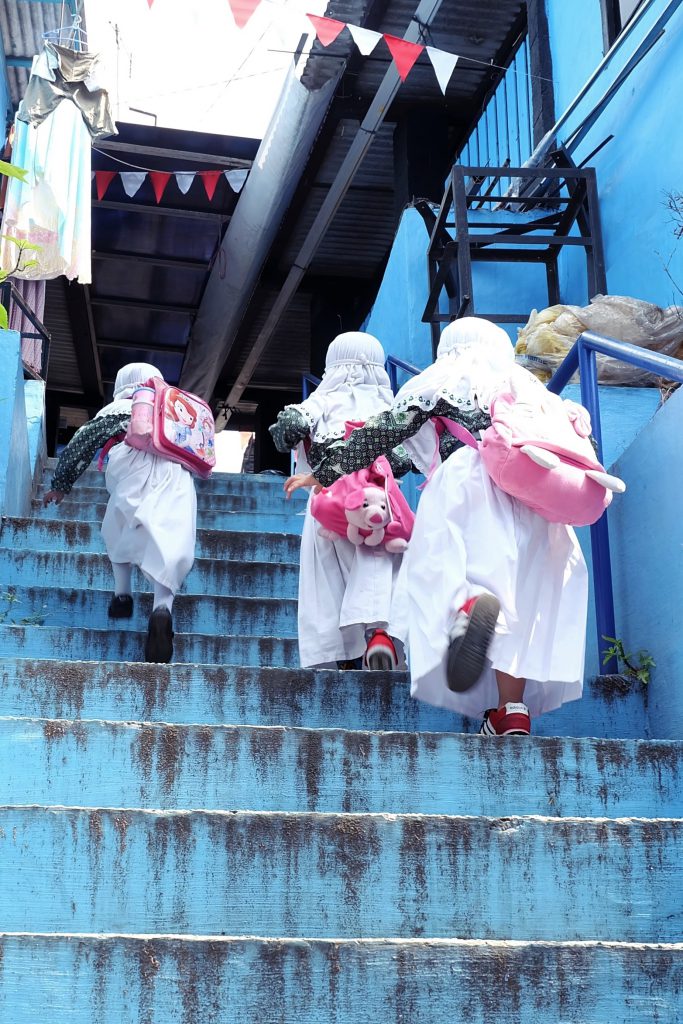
[284,473,321,498]
[43,490,65,506]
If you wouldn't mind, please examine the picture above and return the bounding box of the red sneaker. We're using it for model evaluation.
[363,629,398,670]
[446,592,500,693]
[479,702,531,736]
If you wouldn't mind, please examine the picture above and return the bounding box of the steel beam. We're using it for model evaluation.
[95,140,252,170]
[93,200,229,223]
[92,251,209,272]
[89,297,196,315]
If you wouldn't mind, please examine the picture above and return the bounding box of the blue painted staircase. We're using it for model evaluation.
[0,464,681,1022]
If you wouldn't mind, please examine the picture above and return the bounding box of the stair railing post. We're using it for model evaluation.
[578,335,618,673]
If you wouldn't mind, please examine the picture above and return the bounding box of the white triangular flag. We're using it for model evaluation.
[225,169,248,193]
[348,23,382,56]
[427,46,459,95]
[175,171,195,195]
[120,171,146,198]
[91,171,95,180]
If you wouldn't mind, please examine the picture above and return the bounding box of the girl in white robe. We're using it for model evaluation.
[44,362,197,663]
[285,318,589,736]
[270,332,410,670]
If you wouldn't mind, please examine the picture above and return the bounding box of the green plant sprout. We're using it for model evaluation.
[0,591,48,627]
[0,236,42,330]
[602,635,655,687]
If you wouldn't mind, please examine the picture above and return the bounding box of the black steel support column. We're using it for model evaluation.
[526,0,556,146]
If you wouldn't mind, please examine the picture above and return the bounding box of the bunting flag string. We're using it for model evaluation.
[306,14,465,93]
[91,169,249,202]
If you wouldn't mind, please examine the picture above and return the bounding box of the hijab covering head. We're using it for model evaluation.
[296,331,394,442]
[97,362,163,418]
[392,318,517,476]
[394,317,515,416]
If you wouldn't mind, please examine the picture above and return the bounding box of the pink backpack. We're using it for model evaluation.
[438,389,624,527]
[125,378,216,478]
[311,454,414,553]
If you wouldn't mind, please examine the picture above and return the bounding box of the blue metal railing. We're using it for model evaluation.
[385,355,422,393]
[548,331,683,672]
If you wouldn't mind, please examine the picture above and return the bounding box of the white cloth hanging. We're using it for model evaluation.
[0,103,92,282]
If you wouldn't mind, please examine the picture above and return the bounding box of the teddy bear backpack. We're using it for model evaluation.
[310,422,414,552]
[437,380,625,527]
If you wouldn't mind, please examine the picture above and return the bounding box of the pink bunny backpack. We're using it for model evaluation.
[438,388,625,527]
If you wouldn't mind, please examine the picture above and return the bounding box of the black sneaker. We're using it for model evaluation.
[108,594,134,619]
[446,593,500,693]
[144,607,174,663]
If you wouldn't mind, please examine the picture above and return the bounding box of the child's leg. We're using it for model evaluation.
[152,582,174,613]
[495,670,525,705]
[109,562,134,619]
[111,562,133,596]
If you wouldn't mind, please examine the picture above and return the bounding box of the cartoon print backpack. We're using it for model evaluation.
[437,384,625,527]
[126,378,216,478]
[310,422,414,552]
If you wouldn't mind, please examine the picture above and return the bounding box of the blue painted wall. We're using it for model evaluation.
[0,330,32,517]
[545,0,683,306]
[0,35,11,131]
[609,385,683,739]
[24,379,46,488]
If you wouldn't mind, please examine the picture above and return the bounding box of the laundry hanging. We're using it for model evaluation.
[0,42,116,283]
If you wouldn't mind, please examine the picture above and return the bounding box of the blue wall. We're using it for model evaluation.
[609,386,683,739]
[0,331,46,516]
[0,38,10,131]
[546,0,683,306]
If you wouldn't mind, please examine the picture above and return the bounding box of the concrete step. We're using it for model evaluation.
[0,587,297,637]
[2,717,681,818]
[1,517,301,561]
[1,933,680,1024]
[0,549,298,598]
[36,485,302,514]
[1,807,679,940]
[0,625,297,667]
[43,465,294,498]
[0,659,651,740]
[30,503,305,533]
[0,659,452,732]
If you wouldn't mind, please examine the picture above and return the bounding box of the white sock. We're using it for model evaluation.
[153,582,174,613]
[111,562,133,597]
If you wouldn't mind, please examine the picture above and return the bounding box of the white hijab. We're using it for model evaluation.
[295,332,394,443]
[394,317,517,416]
[96,362,163,418]
[392,318,520,476]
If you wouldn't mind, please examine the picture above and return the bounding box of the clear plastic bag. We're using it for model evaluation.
[515,295,683,385]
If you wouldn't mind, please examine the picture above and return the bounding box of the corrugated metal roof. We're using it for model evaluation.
[0,0,76,106]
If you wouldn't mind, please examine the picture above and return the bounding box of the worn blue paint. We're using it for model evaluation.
[1,934,680,1024]
[0,623,298,667]
[0,659,648,738]
[1,806,680,940]
[0,330,31,517]
[2,716,680,817]
[32,502,306,533]
[0,37,11,126]
[0,550,298,596]
[0,518,301,560]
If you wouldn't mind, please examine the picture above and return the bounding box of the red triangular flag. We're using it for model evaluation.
[199,170,221,202]
[95,170,116,200]
[149,171,171,203]
[306,14,346,46]
[227,0,262,29]
[147,0,154,7]
[383,34,424,81]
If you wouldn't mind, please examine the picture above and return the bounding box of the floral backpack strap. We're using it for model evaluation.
[97,433,125,471]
